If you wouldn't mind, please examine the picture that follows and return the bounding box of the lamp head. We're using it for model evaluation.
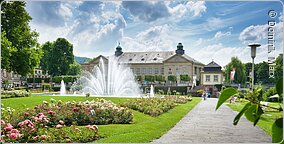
[248,43,261,59]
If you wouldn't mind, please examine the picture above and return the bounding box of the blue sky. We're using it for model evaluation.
[26,1,283,66]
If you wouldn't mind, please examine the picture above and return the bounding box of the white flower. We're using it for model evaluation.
[90,109,95,115]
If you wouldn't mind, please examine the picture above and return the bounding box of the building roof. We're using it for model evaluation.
[117,51,174,64]
[116,51,204,65]
[204,61,221,68]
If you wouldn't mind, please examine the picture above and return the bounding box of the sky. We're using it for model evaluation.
[26,1,283,67]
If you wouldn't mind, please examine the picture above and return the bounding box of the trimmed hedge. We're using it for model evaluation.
[168,75,177,82]
[180,74,190,81]
[27,78,50,83]
[145,75,155,82]
[52,76,79,83]
[155,75,165,82]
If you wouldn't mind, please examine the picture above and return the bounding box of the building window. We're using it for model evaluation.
[161,68,164,75]
[148,68,152,75]
[168,68,172,75]
[130,68,134,73]
[142,68,146,75]
[155,68,159,75]
[206,75,210,82]
[194,67,197,74]
[214,75,218,82]
[136,68,140,75]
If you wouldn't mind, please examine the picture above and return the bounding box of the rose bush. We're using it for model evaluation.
[121,96,192,117]
[1,98,132,143]
[1,90,30,99]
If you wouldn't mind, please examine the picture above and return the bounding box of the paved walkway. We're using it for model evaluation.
[152,98,271,143]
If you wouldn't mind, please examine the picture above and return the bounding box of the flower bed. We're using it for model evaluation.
[121,96,192,117]
[1,90,30,99]
[165,96,192,104]
[1,98,133,143]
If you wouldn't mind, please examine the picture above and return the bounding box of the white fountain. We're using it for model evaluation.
[60,80,66,95]
[149,85,154,97]
[72,56,141,97]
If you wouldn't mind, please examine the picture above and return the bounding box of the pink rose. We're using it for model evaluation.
[56,124,63,129]
[1,120,5,125]
[73,107,79,112]
[24,112,30,116]
[85,107,91,111]
[33,136,39,140]
[86,125,91,129]
[91,125,98,131]
[9,133,17,139]
[10,129,19,134]
[34,106,39,109]
[41,135,47,139]
[4,123,13,131]
[59,120,64,125]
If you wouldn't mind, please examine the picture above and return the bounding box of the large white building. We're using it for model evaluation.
[82,43,205,85]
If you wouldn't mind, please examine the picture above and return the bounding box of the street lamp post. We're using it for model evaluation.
[248,43,261,92]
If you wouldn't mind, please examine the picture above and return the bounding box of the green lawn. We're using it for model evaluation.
[227,100,283,136]
[1,96,201,143]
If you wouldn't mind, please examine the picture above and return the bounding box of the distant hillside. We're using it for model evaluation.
[75,56,91,64]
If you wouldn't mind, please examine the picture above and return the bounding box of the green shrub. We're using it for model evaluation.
[180,74,190,81]
[168,75,177,82]
[42,83,52,91]
[135,75,142,81]
[263,87,277,102]
[144,75,155,82]
[155,75,165,82]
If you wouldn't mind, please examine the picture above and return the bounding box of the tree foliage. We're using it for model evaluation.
[68,62,81,75]
[256,62,274,84]
[1,1,41,76]
[40,38,75,76]
[180,74,190,81]
[224,57,246,84]
[274,54,283,82]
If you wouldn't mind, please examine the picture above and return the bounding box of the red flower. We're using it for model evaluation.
[73,107,79,112]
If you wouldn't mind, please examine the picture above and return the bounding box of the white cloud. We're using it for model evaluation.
[214,31,231,39]
[168,1,206,17]
[121,25,175,52]
[239,22,283,44]
[192,43,282,67]
[59,3,73,19]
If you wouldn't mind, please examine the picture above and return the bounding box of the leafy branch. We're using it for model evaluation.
[216,77,283,143]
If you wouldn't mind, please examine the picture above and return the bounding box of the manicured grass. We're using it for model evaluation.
[227,100,283,136]
[1,96,201,143]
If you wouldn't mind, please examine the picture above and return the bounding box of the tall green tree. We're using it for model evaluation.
[40,38,75,76]
[1,32,16,72]
[68,62,81,75]
[224,57,246,84]
[256,61,274,84]
[274,54,283,82]
[1,1,41,76]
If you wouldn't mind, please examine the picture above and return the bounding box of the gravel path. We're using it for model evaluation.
[152,98,271,143]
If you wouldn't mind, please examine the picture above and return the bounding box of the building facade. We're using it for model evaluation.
[81,43,204,86]
[200,60,223,97]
